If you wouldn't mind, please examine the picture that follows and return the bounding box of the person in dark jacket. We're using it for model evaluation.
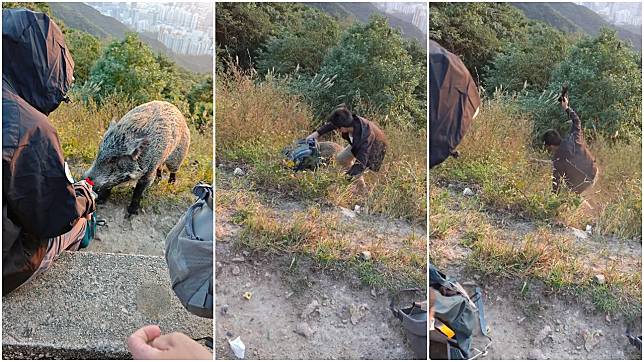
[2,9,96,295]
[306,107,387,192]
[542,94,598,194]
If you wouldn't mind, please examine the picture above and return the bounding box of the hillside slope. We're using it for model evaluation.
[49,2,212,73]
[306,2,426,48]
[512,2,641,51]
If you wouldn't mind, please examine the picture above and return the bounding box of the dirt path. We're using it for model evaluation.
[215,212,419,360]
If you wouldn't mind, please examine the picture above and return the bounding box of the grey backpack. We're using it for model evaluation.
[430,263,490,360]
[165,182,213,318]
[282,138,322,171]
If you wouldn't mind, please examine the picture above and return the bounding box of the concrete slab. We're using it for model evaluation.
[2,251,212,359]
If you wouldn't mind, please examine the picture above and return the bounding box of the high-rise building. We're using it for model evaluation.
[89,2,213,56]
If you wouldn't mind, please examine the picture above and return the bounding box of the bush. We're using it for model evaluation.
[64,28,101,85]
[431,97,582,221]
[520,29,642,141]
[429,3,530,76]
[88,33,166,104]
[485,24,572,93]
[256,8,340,75]
[434,94,642,239]
[293,15,424,129]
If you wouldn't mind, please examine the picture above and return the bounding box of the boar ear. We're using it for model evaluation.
[127,138,148,160]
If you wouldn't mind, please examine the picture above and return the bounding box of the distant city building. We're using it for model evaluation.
[88,2,213,56]
[577,2,642,26]
[374,2,427,34]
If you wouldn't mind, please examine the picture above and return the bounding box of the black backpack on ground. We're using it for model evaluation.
[390,289,427,359]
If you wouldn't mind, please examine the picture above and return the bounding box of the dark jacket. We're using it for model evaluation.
[552,108,598,194]
[3,9,95,294]
[429,40,480,168]
[317,115,387,176]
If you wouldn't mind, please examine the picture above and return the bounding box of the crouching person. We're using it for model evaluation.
[2,9,96,295]
[307,106,388,193]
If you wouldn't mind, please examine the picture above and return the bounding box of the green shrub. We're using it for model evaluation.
[520,29,642,141]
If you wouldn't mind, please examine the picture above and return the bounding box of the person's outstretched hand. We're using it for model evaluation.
[560,95,569,112]
[127,325,212,360]
[306,131,319,141]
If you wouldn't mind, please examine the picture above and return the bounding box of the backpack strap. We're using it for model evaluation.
[470,287,490,338]
[389,288,424,320]
[184,183,213,240]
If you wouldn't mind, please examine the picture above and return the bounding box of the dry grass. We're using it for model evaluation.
[221,185,426,290]
[463,217,641,317]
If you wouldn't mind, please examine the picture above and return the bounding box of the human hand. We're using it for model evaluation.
[306,131,319,141]
[127,325,212,360]
[560,95,569,112]
[73,179,97,217]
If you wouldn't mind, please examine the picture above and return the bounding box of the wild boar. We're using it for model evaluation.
[84,100,190,216]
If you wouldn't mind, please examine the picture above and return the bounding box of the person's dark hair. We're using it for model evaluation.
[328,107,354,128]
[543,129,562,146]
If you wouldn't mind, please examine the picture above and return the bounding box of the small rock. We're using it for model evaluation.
[582,329,601,352]
[233,167,245,176]
[527,348,545,360]
[370,288,377,298]
[585,224,593,235]
[571,227,588,239]
[231,257,245,262]
[300,300,320,319]
[242,250,251,257]
[533,325,552,345]
[339,207,356,218]
[360,251,372,261]
[121,307,128,314]
[593,274,606,284]
[605,314,611,323]
[342,319,348,324]
[295,322,315,338]
[463,187,475,196]
[220,305,229,316]
[354,205,361,213]
[349,303,369,325]
[232,265,241,276]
